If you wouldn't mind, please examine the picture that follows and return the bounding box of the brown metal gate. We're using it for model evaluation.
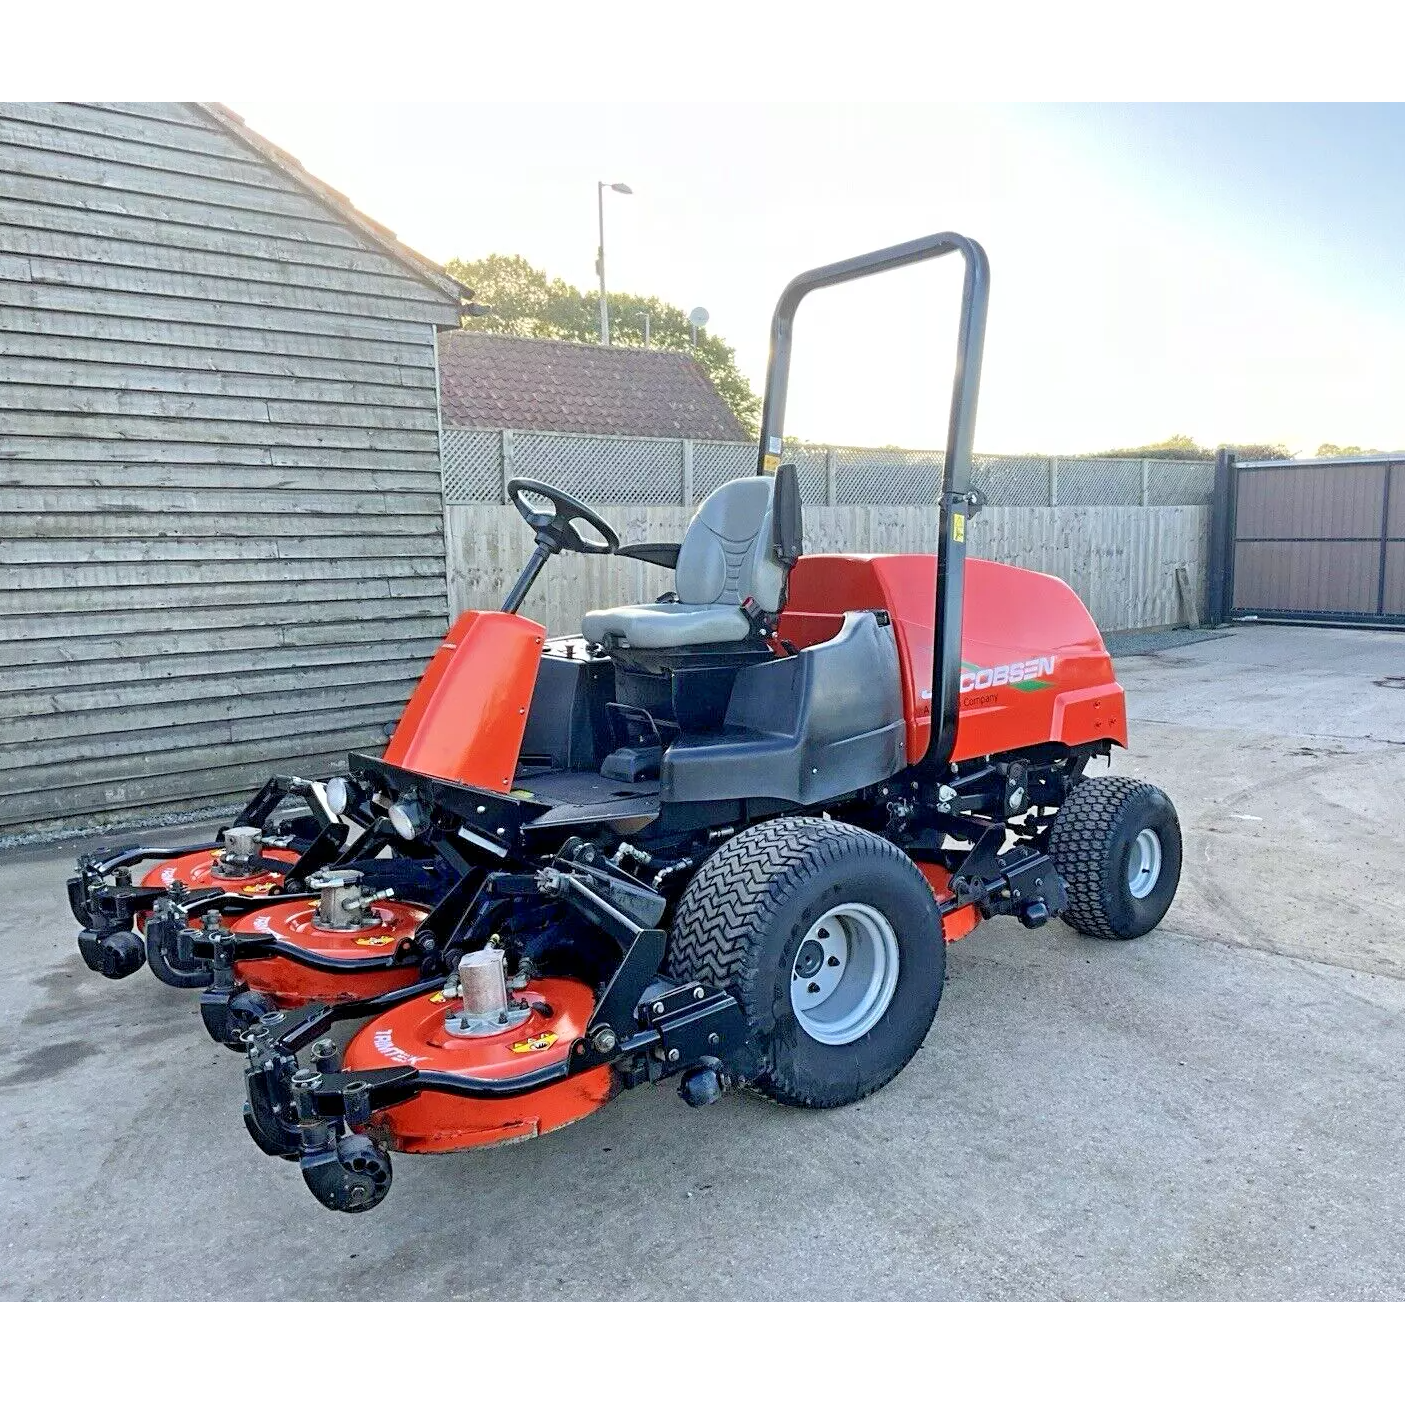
[1223,455,1405,626]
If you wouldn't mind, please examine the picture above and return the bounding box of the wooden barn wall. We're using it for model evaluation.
[0,102,459,835]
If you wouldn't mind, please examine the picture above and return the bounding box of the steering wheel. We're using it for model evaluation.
[507,478,620,556]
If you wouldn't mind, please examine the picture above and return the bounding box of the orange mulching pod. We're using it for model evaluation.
[342,976,616,1153]
[229,897,430,1007]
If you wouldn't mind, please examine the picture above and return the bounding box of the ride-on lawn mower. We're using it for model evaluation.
[72,231,1182,1212]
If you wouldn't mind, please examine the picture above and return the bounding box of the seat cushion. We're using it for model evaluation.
[581,601,752,650]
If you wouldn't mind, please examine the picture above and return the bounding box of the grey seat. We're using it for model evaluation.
[582,475,794,652]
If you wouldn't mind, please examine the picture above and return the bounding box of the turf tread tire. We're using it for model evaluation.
[667,816,945,1109]
[1047,775,1181,940]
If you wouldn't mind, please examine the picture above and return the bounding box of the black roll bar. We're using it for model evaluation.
[755,231,990,772]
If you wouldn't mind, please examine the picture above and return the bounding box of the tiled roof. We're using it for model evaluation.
[436,332,748,440]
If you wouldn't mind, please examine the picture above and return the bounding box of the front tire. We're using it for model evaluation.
[667,817,945,1108]
[1048,775,1182,939]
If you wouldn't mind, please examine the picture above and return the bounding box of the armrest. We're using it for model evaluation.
[616,542,682,569]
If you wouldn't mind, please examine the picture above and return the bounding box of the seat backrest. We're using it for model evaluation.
[675,471,799,612]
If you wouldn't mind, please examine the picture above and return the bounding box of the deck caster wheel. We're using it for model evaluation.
[77,928,145,980]
[201,987,278,1049]
[301,1133,393,1213]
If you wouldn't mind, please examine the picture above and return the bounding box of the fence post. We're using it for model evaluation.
[1141,457,1152,507]
[1204,447,1237,627]
[499,429,514,505]
[826,447,838,506]
[1048,456,1060,507]
[680,438,694,507]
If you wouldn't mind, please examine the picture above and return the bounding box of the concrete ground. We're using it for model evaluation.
[2,623,1402,1300]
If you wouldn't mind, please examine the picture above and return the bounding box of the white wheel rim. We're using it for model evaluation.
[1126,827,1163,900]
[789,902,900,1046]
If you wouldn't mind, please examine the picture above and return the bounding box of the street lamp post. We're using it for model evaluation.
[596,180,632,345]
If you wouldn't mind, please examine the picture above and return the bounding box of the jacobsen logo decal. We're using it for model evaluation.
[960,656,1056,693]
[372,1029,425,1066]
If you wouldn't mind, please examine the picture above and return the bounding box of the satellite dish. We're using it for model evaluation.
[688,307,710,329]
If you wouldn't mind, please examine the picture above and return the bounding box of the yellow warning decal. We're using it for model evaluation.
[510,1031,558,1054]
[762,454,781,473]
[354,933,396,947]
[952,512,966,543]
[240,881,277,895]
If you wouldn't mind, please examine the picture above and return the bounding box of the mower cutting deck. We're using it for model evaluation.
[73,231,1182,1214]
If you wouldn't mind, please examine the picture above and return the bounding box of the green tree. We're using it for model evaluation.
[1097,434,1292,461]
[1313,443,1399,457]
[445,254,761,436]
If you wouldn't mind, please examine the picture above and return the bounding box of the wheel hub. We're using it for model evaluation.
[1126,827,1163,899]
[789,902,900,1046]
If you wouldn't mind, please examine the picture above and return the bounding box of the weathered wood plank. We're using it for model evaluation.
[21,253,456,327]
[2,615,446,671]
[0,327,437,389]
[0,741,374,830]
[0,221,452,309]
[7,573,445,623]
[0,303,438,372]
[0,194,441,290]
[3,511,442,543]
[0,137,348,224]
[13,102,255,159]
[1,592,446,643]
[0,532,447,567]
[0,354,436,411]
[0,407,440,452]
[3,668,427,744]
[0,277,446,347]
[0,637,437,699]
[0,436,437,472]
[0,168,371,253]
[1,701,406,776]
[3,482,443,519]
[79,102,210,131]
[0,109,279,188]
[0,379,439,432]
[0,460,443,495]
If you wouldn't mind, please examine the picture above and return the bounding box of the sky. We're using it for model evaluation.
[236,101,1405,456]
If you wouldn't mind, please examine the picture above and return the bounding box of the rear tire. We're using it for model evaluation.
[667,816,945,1108]
[1048,775,1181,939]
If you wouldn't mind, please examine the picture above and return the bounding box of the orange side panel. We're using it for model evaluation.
[343,977,616,1152]
[781,554,1126,764]
[382,611,545,791]
[916,861,981,942]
